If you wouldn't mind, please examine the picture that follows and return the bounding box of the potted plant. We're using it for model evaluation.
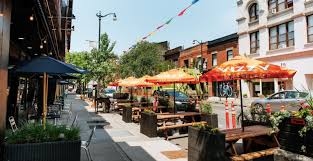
[122,103,133,123]
[269,106,313,157]
[200,100,218,128]
[140,109,157,137]
[188,125,226,161]
[4,123,80,161]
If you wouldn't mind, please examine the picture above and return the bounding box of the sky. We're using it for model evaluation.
[70,0,237,55]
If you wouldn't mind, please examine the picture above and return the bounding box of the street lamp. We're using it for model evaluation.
[193,40,204,72]
[96,11,117,50]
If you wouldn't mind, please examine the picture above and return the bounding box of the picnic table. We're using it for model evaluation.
[156,112,204,139]
[222,125,279,158]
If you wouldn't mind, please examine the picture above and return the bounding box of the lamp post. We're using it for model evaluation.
[193,40,204,73]
[96,11,117,50]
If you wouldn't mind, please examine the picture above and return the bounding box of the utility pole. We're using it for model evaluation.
[193,40,204,73]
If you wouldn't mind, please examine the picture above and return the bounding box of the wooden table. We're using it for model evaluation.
[222,125,279,156]
[157,112,201,126]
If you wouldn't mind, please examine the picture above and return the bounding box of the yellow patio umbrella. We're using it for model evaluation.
[146,69,198,113]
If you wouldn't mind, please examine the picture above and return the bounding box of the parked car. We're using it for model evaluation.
[153,90,195,112]
[102,88,116,98]
[251,90,309,112]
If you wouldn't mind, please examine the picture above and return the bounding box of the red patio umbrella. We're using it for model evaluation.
[200,56,296,131]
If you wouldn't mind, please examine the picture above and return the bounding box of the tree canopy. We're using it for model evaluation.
[66,33,118,86]
[119,41,174,78]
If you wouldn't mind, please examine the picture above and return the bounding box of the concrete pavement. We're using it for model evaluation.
[64,94,187,161]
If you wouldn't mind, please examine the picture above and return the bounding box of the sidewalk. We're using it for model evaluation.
[65,94,187,161]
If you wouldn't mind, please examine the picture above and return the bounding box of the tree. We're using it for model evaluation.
[66,33,118,87]
[119,41,174,78]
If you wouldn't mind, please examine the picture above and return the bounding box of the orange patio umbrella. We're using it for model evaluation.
[146,69,198,113]
[200,56,296,131]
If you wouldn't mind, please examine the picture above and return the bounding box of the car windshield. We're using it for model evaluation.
[105,89,115,93]
[167,91,188,99]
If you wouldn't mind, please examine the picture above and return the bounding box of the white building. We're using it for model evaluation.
[237,0,313,97]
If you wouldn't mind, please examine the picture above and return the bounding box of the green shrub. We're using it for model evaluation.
[200,100,212,114]
[5,123,80,144]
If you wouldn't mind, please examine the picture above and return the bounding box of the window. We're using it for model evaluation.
[307,15,313,43]
[196,57,202,69]
[183,59,189,68]
[227,50,233,61]
[212,53,217,67]
[269,21,294,50]
[268,0,293,13]
[250,31,260,53]
[249,3,259,22]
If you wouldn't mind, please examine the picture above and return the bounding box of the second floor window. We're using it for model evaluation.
[249,3,259,22]
[227,50,233,61]
[308,15,313,43]
[269,21,294,50]
[250,31,260,53]
[212,53,217,67]
[268,0,293,14]
[184,59,189,68]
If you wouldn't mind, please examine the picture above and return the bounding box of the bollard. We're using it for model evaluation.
[266,103,271,114]
[231,101,236,129]
[225,100,230,129]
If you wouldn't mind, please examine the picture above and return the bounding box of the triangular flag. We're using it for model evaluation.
[165,18,174,24]
[192,0,199,5]
[178,5,192,16]
[156,24,165,30]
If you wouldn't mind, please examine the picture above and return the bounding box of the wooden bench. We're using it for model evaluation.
[231,147,278,161]
[158,121,207,139]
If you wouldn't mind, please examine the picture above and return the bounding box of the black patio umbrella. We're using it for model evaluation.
[16,56,84,128]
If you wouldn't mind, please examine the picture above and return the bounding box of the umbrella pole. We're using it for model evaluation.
[239,80,244,132]
[174,83,176,114]
[43,72,47,129]
[146,87,148,108]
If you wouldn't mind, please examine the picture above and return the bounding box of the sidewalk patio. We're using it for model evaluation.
[65,94,187,161]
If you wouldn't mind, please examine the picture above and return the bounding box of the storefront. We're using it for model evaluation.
[212,80,238,98]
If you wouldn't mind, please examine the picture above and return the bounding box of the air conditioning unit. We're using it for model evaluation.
[271,8,277,14]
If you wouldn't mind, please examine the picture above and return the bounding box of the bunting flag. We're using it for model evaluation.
[140,0,200,41]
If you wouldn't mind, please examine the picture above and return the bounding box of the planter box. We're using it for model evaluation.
[122,106,132,123]
[278,118,313,157]
[201,114,218,128]
[140,112,157,137]
[188,126,226,161]
[4,140,81,161]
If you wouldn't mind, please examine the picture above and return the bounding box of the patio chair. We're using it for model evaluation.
[81,127,96,161]
[8,116,18,133]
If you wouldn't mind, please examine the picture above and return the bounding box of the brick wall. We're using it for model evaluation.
[178,43,208,68]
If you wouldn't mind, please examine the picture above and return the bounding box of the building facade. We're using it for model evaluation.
[164,46,182,67]
[178,33,239,97]
[237,0,313,97]
[178,42,209,70]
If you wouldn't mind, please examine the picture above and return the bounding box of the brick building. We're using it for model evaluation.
[164,46,183,67]
[178,33,239,97]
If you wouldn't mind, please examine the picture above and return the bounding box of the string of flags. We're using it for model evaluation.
[141,0,200,41]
